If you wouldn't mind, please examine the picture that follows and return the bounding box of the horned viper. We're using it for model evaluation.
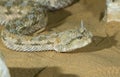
[0,0,93,52]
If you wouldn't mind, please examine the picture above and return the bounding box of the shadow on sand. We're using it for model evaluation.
[9,67,79,77]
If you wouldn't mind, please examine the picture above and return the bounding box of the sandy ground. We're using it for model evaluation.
[0,0,120,77]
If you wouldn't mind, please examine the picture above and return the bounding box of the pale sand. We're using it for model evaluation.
[0,0,120,77]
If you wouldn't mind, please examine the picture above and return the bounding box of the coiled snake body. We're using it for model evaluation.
[0,0,93,52]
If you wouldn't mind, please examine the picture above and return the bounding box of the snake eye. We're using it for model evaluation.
[77,36,82,39]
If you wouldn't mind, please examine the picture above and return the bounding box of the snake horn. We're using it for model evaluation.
[80,20,86,31]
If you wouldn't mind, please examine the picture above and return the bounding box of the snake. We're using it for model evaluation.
[0,0,93,52]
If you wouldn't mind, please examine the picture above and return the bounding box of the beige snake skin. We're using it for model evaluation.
[0,0,93,52]
[1,21,93,52]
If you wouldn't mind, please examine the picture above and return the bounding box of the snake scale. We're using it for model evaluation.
[0,0,93,52]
